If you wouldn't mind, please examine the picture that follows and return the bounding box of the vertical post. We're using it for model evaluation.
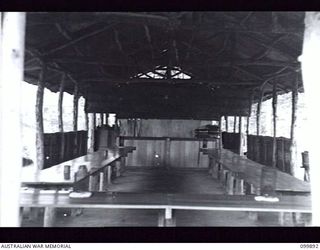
[73,83,79,132]
[256,91,263,136]
[35,65,46,170]
[239,116,242,155]
[84,100,89,131]
[73,83,79,156]
[300,12,320,225]
[272,81,277,168]
[233,116,237,133]
[289,77,299,176]
[100,113,103,126]
[165,138,171,168]
[218,116,222,150]
[225,116,228,132]
[58,73,65,161]
[58,73,65,133]
[88,113,95,153]
[0,12,26,227]
[93,113,96,129]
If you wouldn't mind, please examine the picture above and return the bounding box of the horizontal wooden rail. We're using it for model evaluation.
[20,191,311,227]
[120,136,218,141]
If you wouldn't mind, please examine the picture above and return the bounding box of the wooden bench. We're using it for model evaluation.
[201,148,311,196]
[20,191,312,227]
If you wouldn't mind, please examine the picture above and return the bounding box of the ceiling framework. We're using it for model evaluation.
[24,12,305,119]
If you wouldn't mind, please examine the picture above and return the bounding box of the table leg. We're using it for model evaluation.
[226,172,235,195]
[44,207,56,227]
[235,179,244,195]
[107,165,112,185]
[99,172,105,191]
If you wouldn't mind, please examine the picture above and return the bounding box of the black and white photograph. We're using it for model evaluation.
[0,11,319,234]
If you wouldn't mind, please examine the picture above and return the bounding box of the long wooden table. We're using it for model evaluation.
[200,148,311,194]
[20,191,312,227]
[21,146,136,189]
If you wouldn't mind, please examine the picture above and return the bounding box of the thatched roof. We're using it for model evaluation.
[24,12,304,119]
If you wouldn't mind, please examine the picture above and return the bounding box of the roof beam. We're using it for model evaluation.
[41,22,116,56]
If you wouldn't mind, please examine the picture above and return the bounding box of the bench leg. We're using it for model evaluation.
[158,211,165,227]
[235,179,244,195]
[212,161,219,179]
[99,172,105,191]
[115,161,121,177]
[164,208,176,227]
[158,209,176,227]
[44,207,56,227]
[107,165,112,185]
[226,172,234,195]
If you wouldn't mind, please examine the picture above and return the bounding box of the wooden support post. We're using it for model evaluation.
[289,77,299,176]
[300,12,320,225]
[58,73,65,133]
[88,113,95,153]
[58,73,65,161]
[165,137,171,168]
[93,113,96,129]
[73,83,79,132]
[73,83,79,156]
[233,116,237,133]
[256,91,264,136]
[0,12,26,226]
[218,117,222,150]
[43,207,55,227]
[239,116,243,155]
[84,99,89,131]
[272,81,277,168]
[100,113,103,126]
[35,65,46,170]
[225,116,228,132]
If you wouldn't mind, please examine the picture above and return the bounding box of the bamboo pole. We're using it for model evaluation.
[88,113,95,153]
[225,116,228,132]
[100,113,103,126]
[256,91,263,136]
[73,83,79,132]
[289,77,298,176]
[58,73,65,161]
[219,116,222,149]
[301,12,320,225]
[272,81,278,168]
[36,65,46,170]
[73,83,79,156]
[93,113,96,129]
[58,74,65,133]
[239,116,242,155]
[0,12,26,227]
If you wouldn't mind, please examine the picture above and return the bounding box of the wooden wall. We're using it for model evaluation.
[247,135,291,174]
[43,131,87,169]
[119,119,211,137]
[124,138,216,168]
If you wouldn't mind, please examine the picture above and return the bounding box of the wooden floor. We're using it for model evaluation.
[21,167,309,227]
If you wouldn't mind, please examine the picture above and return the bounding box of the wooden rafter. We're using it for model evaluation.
[41,22,116,56]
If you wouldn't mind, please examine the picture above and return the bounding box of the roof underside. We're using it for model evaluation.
[24,12,304,119]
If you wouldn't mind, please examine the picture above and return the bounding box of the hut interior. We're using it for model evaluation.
[0,12,318,228]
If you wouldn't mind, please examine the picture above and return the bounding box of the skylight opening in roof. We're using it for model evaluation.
[134,66,192,80]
